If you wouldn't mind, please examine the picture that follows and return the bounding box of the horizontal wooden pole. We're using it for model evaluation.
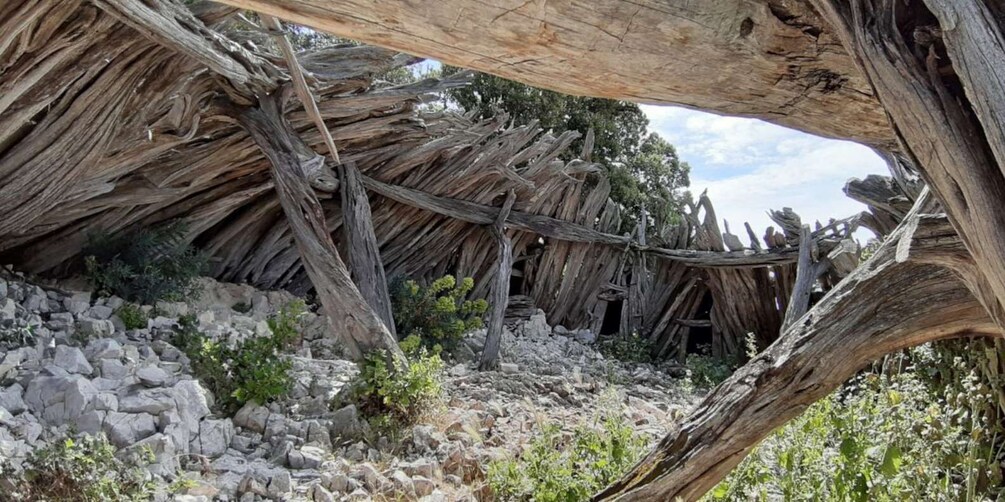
[360,175,800,268]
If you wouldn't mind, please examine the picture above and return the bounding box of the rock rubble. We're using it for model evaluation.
[0,270,701,501]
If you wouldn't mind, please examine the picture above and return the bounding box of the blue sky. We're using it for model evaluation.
[641,105,887,239]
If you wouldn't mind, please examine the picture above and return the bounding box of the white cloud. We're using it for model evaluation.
[641,105,887,243]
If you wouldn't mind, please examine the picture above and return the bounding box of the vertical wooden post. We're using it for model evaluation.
[479,190,517,371]
[622,209,648,336]
[338,160,396,337]
[782,225,821,331]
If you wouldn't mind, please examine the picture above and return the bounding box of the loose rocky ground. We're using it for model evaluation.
[0,269,702,501]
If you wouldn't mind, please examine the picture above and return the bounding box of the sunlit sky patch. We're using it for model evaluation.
[641,105,886,241]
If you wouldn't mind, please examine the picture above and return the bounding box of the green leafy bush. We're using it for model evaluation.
[352,337,444,429]
[174,302,304,414]
[391,275,488,352]
[707,348,1004,501]
[597,332,654,364]
[115,304,148,331]
[83,221,207,305]
[0,434,154,501]
[685,353,735,389]
[488,413,647,501]
[267,300,306,346]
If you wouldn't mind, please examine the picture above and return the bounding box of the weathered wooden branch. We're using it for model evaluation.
[93,0,278,99]
[597,208,1001,500]
[214,0,894,147]
[810,0,1005,328]
[362,175,802,268]
[339,160,396,337]
[260,13,342,163]
[234,94,403,363]
[479,190,517,371]
[781,225,824,331]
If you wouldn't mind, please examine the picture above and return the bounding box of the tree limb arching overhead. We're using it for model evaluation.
[212,0,895,148]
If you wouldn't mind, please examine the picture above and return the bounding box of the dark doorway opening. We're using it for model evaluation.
[686,291,715,354]
[509,260,525,296]
[599,300,623,335]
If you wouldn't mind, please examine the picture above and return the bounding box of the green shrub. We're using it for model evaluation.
[0,434,154,501]
[352,337,444,429]
[232,301,252,314]
[707,348,1004,501]
[391,275,488,352]
[598,332,654,363]
[267,299,306,346]
[115,304,148,331]
[488,413,647,501]
[173,302,304,414]
[83,221,207,305]
[685,353,735,389]
[0,324,35,350]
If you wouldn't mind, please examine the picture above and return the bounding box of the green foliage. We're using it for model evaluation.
[598,332,654,364]
[0,324,35,350]
[82,221,207,305]
[608,132,692,229]
[173,302,305,414]
[488,413,647,501]
[390,275,488,352]
[684,353,735,389]
[443,68,648,165]
[0,434,155,501]
[115,304,148,331]
[707,346,1004,501]
[441,68,691,234]
[352,342,445,429]
[684,342,742,389]
[267,299,306,346]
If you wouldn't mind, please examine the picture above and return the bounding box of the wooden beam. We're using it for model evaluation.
[339,161,396,337]
[212,0,894,148]
[479,190,517,371]
[361,175,803,268]
[781,225,821,331]
[260,14,342,163]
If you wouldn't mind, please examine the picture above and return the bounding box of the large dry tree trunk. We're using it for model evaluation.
[234,94,404,363]
[809,0,1005,327]
[595,201,1002,500]
[338,161,397,338]
[213,0,893,147]
[599,1,1005,496]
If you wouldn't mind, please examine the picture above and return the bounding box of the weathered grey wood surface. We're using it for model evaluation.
[596,205,1002,500]
[214,0,893,148]
[235,95,404,362]
[479,190,517,371]
[339,161,396,338]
